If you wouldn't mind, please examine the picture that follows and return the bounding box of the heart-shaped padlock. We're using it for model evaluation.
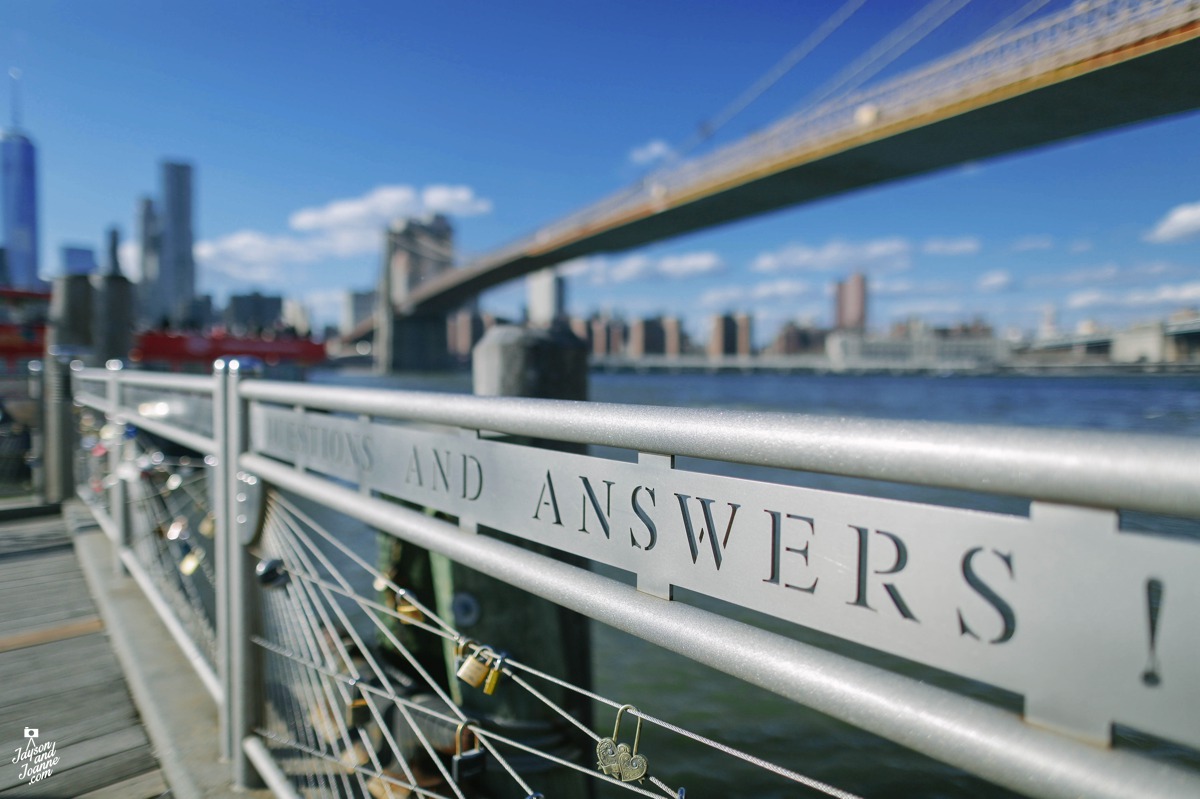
[595,704,648,783]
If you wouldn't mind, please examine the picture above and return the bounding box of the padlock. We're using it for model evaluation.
[595,704,648,783]
[482,655,504,695]
[345,697,370,727]
[456,645,495,688]
[451,721,487,783]
[396,600,424,625]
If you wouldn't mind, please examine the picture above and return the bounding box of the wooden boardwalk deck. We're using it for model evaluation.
[0,513,168,798]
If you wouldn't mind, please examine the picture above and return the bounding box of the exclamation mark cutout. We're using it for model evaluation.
[1142,578,1164,687]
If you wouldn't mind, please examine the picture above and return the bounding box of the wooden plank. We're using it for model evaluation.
[3,742,159,797]
[0,615,103,652]
[0,677,135,731]
[0,632,112,680]
[74,768,169,799]
[0,606,102,637]
[0,585,95,614]
[0,725,151,793]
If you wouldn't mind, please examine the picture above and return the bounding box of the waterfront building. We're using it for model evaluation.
[282,299,311,336]
[627,316,666,358]
[767,320,827,354]
[341,289,377,336]
[447,306,486,361]
[708,313,752,358]
[226,291,283,333]
[527,269,565,328]
[62,246,97,275]
[708,313,736,358]
[835,272,867,331]
[663,315,685,357]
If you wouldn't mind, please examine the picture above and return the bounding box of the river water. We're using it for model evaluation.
[309,369,1200,798]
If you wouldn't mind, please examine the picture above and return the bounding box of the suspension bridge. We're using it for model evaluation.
[384,0,1200,319]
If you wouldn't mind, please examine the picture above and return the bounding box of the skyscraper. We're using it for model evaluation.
[136,162,196,328]
[1,70,41,290]
[835,272,868,331]
[136,197,162,326]
[159,162,195,325]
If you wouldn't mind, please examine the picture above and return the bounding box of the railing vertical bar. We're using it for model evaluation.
[212,361,232,763]
[105,362,130,575]
[224,358,264,789]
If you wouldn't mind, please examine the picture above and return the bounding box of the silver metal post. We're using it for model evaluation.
[212,360,231,762]
[105,361,130,574]
[223,357,264,789]
[26,360,44,503]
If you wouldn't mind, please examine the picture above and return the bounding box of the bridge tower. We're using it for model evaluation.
[375,214,454,372]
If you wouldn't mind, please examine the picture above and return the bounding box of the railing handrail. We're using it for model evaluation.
[75,366,216,393]
[240,378,1200,518]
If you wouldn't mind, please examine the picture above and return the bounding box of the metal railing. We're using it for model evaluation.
[70,360,1200,798]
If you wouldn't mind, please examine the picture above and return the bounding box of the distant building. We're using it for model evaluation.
[160,162,195,326]
[1,128,41,289]
[835,272,867,331]
[527,269,565,328]
[136,197,162,326]
[341,289,377,336]
[708,313,752,357]
[627,316,666,358]
[61,246,97,276]
[767,321,827,354]
[136,162,196,328]
[447,307,486,361]
[282,299,310,335]
[569,316,593,351]
[663,316,685,357]
[226,291,283,332]
[708,314,737,358]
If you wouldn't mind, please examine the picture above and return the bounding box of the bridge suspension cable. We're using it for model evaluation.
[796,0,976,113]
[676,0,869,156]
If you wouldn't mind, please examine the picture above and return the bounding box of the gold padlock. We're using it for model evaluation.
[482,655,504,696]
[456,646,495,688]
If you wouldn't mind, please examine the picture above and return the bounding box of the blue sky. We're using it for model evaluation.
[5,0,1200,343]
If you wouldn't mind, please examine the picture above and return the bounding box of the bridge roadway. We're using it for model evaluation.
[403,12,1200,315]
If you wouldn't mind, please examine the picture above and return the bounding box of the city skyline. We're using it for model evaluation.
[4,2,1200,343]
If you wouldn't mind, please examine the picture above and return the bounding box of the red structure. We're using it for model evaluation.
[131,331,326,368]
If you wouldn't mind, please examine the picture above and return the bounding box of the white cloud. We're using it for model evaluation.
[977,270,1012,292]
[118,240,142,281]
[752,237,911,273]
[609,255,653,284]
[566,251,724,285]
[193,183,491,283]
[1146,201,1200,243]
[1012,235,1053,252]
[887,299,966,317]
[699,286,745,308]
[751,279,809,299]
[289,184,491,231]
[658,251,722,277]
[1067,280,1200,309]
[629,139,675,166]
[1068,239,1093,253]
[922,237,980,256]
